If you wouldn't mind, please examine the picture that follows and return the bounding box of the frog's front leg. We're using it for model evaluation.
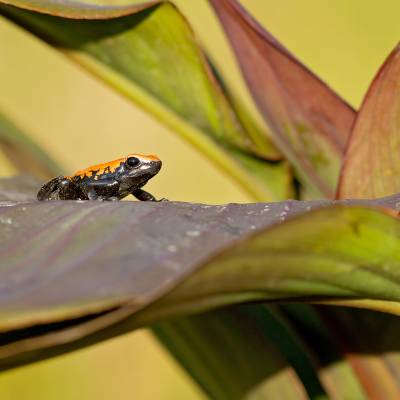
[132,188,157,202]
[81,178,120,201]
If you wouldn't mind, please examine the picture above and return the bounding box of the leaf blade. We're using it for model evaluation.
[210,0,356,198]
[338,44,400,199]
[153,307,312,400]
[0,0,159,19]
[1,177,400,333]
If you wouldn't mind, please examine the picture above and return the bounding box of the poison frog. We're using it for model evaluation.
[37,154,162,201]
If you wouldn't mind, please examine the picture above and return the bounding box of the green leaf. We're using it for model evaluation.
[338,44,400,199]
[153,306,316,400]
[0,1,287,201]
[2,176,400,374]
[279,304,367,399]
[210,0,355,199]
[0,111,61,179]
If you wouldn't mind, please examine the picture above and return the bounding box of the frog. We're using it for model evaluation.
[37,154,162,201]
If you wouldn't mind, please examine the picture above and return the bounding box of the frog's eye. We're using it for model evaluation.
[126,157,140,168]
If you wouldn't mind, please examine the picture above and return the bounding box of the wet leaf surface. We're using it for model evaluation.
[1,176,400,372]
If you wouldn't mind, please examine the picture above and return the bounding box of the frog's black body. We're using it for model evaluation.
[37,154,162,201]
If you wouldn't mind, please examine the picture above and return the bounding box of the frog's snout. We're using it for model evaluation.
[141,158,162,175]
[151,159,162,174]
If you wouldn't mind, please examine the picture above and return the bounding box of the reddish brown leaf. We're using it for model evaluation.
[338,44,400,199]
[210,0,355,198]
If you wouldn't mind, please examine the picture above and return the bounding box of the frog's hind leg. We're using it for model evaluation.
[37,176,65,200]
[81,178,119,201]
[57,179,79,200]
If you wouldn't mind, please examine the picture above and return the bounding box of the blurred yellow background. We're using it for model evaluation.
[0,0,399,398]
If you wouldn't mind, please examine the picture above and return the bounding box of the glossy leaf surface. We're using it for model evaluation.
[1,176,400,373]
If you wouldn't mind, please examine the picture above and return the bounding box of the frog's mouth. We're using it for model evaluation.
[139,159,162,176]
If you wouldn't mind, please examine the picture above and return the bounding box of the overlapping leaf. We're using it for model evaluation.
[210,0,355,199]
[153,308,313,400]
[0,0,287,201]
[1,176,400,374]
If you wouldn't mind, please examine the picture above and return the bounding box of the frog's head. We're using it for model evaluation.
[118,153,162,191]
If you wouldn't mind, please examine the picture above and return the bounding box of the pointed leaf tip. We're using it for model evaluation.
[338,44,400,199]
[210,0,356,198]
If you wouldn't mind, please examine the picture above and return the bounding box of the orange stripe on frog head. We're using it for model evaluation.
[69,154,161,179]
[127,153,160,162]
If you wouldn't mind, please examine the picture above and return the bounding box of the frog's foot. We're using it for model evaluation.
[87,190,98,201]
[37,176,74,201]
[132,189,156,202]
[103,196,120,202]
[157,198,168,202]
